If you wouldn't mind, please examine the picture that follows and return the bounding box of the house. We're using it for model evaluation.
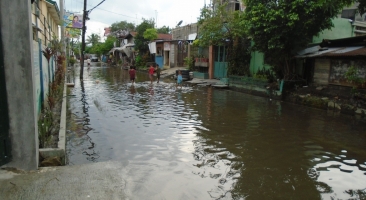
[148,33,172,68]
[196,0,244,80]
[104,27,111,37]
[108,31,137,66]
[296,35,366,88]
[250,4,366,79]
[31,0,61,112]
[32,0,61,45]
[292,4,366,88]
[171,23,206,75]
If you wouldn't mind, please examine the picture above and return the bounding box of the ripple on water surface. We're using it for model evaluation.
[67,67,366,199]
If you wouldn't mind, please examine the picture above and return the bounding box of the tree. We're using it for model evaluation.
[90,36,116,56]
[143,28,158,41]
[134,18,155,55]
[157,26,170,34]
[357,0,366,15]
[71,40,80,58]
[243,0,356,79]
[86,33,101,46]
[110,21,135,32]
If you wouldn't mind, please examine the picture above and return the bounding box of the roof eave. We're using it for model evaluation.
[46,0,61,24]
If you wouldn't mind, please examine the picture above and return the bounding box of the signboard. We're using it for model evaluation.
[64,12,82,38]
[164,42,170,51]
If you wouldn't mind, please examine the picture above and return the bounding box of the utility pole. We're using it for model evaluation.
[60,0,66,54]
[80,0,87,79]
[155,10,157,28]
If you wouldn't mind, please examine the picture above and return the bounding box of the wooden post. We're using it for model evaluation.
[209,45,214,79]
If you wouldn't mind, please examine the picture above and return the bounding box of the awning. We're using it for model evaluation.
[109,47,120,53]
[120,43,135,57]
[188,33,197,40]
[148,42,156,54]
[109,43,135,55]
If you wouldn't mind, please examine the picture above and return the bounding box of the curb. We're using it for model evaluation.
[284,94,366,116]
[39,77,67,166]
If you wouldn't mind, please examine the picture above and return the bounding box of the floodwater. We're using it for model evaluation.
[66,64,366,199]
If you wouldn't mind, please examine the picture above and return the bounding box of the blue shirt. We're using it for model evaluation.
[177,74,183,83]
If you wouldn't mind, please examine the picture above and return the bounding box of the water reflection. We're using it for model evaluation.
[189,88,366,199]
[66,78,100,164]
[129,84,136,99]
[67,66,366,199]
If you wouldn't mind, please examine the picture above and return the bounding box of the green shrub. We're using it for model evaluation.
[345,66,366,94]
[184,56,195,71]
[69,57,76,66]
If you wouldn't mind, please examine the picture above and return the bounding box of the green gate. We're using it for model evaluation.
[0,29,11,166]
[214,46,228,79]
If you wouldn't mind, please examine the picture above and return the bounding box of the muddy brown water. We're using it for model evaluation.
[66,65,366,199]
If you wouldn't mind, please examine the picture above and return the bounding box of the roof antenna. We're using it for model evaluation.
[176,20,183,27]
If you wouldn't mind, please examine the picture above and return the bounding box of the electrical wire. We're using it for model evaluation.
[66,0,138,22]
[95,7,140,20]
[88,0,106,13]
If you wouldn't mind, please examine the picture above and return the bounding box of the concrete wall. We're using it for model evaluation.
[33,41,41,113]
[33,0,60,46]
[32,40,57,114]
[313,18,353,43]
[249,50,272,76]
[171,23,198,40]
[313,59,330,86]
[170,43,176,67]
[1,1,39,170]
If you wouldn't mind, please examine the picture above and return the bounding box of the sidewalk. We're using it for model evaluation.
[159,66,187,78]
[0,161,129,199]
[0,67,228,199]
[159,67,227,87]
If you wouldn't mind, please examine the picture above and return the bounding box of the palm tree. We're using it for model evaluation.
[86,33,100,46]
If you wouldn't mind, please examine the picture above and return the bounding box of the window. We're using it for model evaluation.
[157,47,162,56]
[341,9,356,21]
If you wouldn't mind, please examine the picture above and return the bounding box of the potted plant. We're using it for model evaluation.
[69,57,76,66]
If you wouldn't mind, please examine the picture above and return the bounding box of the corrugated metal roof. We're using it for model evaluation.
[321,46,366,57]
[296,46,366,58]
[331,46,363,53]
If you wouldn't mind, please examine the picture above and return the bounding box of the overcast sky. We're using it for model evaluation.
[61,0,207,40]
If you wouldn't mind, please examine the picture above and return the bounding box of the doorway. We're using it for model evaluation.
[214,46,228,79]
[0,28,11,166]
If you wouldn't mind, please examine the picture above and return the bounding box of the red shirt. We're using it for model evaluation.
[149,67,155,75]
[129,69,136,77]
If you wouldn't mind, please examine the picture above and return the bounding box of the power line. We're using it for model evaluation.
[95,7,141,21]
[67,0,139,22]
[88,0,106,14]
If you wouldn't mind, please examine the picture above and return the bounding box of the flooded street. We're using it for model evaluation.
[66,65,366,199]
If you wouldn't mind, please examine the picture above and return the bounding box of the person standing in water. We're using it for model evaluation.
[129,66,136,84]
[87,57,91,69]
[176,70,183,89]
[148,64,155,84]
[156,64,161,83]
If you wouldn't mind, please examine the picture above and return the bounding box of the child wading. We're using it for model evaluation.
[176,70,183,89]
[87,58,91,69]
[156,64,161,83]
[148,65,155,84]
[129,66,136,84]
